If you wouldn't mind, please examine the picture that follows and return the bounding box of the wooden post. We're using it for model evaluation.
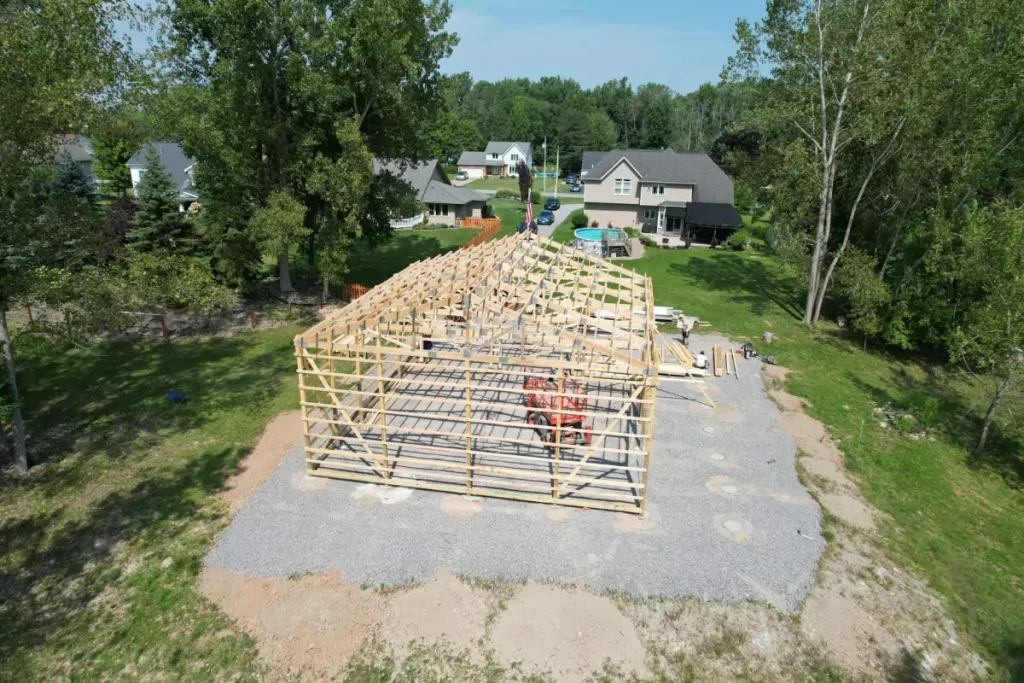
[375,337,390,479]
[160,314,169,338]
[249,310,256,330]
[24,305,33,326]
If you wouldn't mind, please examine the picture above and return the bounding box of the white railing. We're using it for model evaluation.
[391,213,424,229]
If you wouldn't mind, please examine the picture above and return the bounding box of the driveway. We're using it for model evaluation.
[537,199,580,238]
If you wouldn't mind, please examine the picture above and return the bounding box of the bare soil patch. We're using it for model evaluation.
[489,584,648,683]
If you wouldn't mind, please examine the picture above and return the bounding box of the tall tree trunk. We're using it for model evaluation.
[974,355,1021,454]
[812,118,906,322]
[0,307,28,473]
[278,249,293,293]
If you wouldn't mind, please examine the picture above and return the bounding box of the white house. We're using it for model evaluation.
[457,141,532,178]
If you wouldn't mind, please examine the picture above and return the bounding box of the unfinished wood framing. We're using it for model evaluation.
[295,234,659,513]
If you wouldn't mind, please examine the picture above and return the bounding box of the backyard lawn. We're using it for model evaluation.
[466,176,576,197]
[1,237,1021,681]
[345,227,478,286]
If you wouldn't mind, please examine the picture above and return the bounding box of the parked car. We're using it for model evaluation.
[537,210,555,225]
[517,219,538,234]
[564,173,578,185]
[453,170,468,181]
[569,183,582,193]
[544,197,560,210]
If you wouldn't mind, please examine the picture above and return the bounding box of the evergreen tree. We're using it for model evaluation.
[92,115,141,195]
[127,145,193,254]
[54,150,96,199]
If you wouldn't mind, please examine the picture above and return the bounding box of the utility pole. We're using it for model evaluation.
[554,147,559,199]
[542,138,547,194]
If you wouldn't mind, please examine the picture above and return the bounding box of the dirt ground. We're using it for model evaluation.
[201,364,990,682]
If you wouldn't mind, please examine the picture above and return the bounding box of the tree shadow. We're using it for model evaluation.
[4,330,294,482]
[0,445,247,669]
[846,361,1024,491]
[346,232,466,287]
[670,252,804,321]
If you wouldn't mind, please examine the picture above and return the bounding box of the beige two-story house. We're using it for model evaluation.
[582,149,740,238]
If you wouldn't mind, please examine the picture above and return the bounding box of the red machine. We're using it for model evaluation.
[523,375,592,447]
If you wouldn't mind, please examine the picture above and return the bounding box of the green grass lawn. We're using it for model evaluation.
[466,176,574,195]
[550,208,586,243]
[0,325,308,682]
[345,227,478,286]
[488,198,529,238]
[622,246,1024,682]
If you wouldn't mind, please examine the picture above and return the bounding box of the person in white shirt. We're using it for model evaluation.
[676,316,691,346]
[694,351,709,369]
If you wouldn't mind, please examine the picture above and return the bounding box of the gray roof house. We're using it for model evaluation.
[55,135,97,190]
[457,141,533,178]
[581,149,741,240]
[580,150,608,177]
[374,158,489,227]
[128,142,199,208]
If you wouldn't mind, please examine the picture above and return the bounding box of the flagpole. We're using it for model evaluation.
[543,138,547,194]
[554,147,559,199]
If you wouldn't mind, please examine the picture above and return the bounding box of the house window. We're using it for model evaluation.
[643,210,656,220]
[428,203,448,216]
[650,185,665,195]
[613,178,632,195]
[510,153,520,162]
[490,153,501,160]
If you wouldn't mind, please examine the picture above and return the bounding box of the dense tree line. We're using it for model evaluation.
[422,74,754,172]
[724,0,1024,451]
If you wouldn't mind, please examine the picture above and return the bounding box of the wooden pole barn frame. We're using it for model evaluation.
[295,234,659,514]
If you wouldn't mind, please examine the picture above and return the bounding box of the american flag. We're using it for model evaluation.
[525,188,533,226]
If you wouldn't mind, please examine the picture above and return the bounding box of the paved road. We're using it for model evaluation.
[538,199,580,239]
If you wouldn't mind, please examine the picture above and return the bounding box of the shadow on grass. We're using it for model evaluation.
[0,445,248,672]
[846,358,1024,491]
[8,331,293,476]
[671,251,804,320]
[346,232,468,287]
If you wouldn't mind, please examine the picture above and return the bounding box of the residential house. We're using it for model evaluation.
[375,158,489,227]
[581,149,742,241]
[127,142,199,212]
[456,141,532,178]
[579,150,608,179]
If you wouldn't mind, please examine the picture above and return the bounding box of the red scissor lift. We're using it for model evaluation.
[523,375,592,448]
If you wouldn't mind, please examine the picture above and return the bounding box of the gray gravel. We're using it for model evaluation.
[205,332,825,612]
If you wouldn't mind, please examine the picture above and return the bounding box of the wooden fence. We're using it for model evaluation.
[341,283,369,301]
[459,217,501,249]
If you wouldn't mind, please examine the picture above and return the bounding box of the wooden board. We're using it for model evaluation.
[713,345,724,377]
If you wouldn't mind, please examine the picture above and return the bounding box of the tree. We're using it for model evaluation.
[0,0,130,472]
[423,111,483,164]
[516,161,532,202]
[127,145,194,254]
[158,0,457,294]
[92,114,142,195]
[943,205,1024,453]
[248,191,308,293]
[55,151,97,198]
[585,110,619,153]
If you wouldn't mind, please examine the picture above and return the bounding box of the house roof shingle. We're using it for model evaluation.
[583,149,734,204]
[581,150,608,172]
[374,158,487,205]
[457,151,488,166]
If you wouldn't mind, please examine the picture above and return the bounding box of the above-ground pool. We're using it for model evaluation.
[574,227,629,258]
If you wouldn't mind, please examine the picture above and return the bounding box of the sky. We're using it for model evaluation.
[442,0,766,93]
[116,0,767,96]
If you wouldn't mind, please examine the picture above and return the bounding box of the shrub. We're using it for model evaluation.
[570,211,589,228]
[494,188,518,200]
[624,226,639,238]
[639,235,659,248]
[905,391,941,430]
[728,226,753,250]
[893,414,917,435]
[532,192,544,205]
